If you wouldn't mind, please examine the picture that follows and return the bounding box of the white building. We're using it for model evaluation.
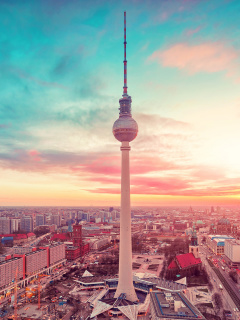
[11,219,20,233]
[91,237,110,250]
[224,239,240,268]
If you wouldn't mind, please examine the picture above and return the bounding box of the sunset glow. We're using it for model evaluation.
[1,0,240,206]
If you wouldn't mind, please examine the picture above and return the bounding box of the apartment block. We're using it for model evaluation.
[20,216,33,232]
[25,249,47,276]
[0,218,11,234]
[49,243,65,266]
[0,257,24,289]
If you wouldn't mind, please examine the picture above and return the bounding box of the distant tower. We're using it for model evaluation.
[67,219,73,233]
[189,224,199,258]
[112,11,138,302]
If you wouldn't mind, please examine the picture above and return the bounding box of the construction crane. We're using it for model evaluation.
[14,267,18,319]
[38,276,41,309]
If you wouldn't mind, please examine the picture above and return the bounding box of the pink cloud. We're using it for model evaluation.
[149,42,238,74]
[28,150,42,162]
[77,154,181,177]
[185,26,201,37]
[90,179,240,197]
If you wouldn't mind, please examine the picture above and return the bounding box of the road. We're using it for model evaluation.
[199,240,240,319]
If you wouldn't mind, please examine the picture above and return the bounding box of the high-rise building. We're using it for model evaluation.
[51,214,61,227]
[81,212,90,222]
[11,219,20,233]
[36,214,46,227]
[112,11,138,302]
[20,216,33,232]
[0,217,11,234]
[70,211,76,219]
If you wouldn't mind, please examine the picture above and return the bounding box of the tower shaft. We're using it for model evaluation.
[114,141,137,302]
[123,11,127,96]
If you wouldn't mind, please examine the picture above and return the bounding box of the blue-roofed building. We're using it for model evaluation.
[207,235,235,255]
[150,291,206,320]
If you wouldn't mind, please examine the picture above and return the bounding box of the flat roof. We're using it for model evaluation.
[0,257,21,266]
[25,249,46,257]
[150,291,206,319]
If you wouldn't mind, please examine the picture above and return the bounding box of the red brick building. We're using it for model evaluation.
[65,246,81,260]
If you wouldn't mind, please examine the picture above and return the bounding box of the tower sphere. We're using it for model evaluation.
[112,115,138,142]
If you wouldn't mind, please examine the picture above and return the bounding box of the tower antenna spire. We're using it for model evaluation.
[123,11,128,96]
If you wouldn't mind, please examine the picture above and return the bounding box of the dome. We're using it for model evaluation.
[113,115,138,142]
[218,218,230,225]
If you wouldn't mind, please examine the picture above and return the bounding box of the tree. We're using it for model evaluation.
[160,260,167,278]
[213,293,223,314]
[0,242,4,254]
[229,270,238,283]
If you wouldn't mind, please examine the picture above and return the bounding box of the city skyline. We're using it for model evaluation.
[1,0,240,206]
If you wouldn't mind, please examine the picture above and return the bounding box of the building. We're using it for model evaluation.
[14,246,33,254]
[0,244,66,291]
[81,212,90,222]
[224,239,240,268]
[51,214,61,227]
[49,243,65,266]
[81,242,90,256]
[40,243,66,267]
[168,253,202,278]
[1,236,13,246]
[150,291,206,320]
[189,226,199,258]
[11,219,19,233]
[35,214,46,227]
[65,245,81,260]
[0,217,11,234]
[20,216,33,232]
[25,249,48,276]
[206,235,234,255]
[91,237,110,250]
[0,257,24,289]
[73,224,82,247]
[216,217,231,234]
[168,230,202,278]
[0,254,11,262]
[210,215,238,235]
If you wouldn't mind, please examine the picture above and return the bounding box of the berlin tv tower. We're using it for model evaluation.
[112,11,138,302]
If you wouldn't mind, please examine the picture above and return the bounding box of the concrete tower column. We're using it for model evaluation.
[114,141,137,301]
[112,11,138,303]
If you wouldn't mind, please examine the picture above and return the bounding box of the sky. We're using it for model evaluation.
[1,0,240,207]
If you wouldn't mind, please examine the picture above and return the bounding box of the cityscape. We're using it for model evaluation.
[1,1,240,320]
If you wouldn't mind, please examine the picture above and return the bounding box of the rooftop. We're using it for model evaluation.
[150,291,206,319]
[176,253,201,269]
